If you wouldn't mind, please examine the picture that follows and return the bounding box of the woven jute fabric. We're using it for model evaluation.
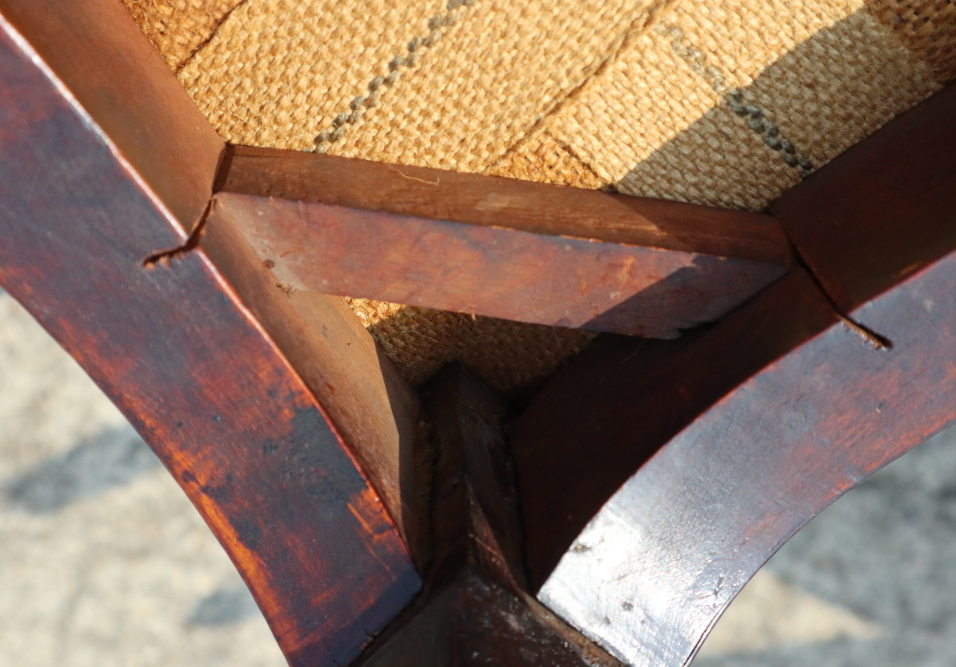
[869,0,956,78]
[483,132,607,189]
[175,0,681,167]
[342,298,596,397]
[123,0,956,392]
[121,0,243,70]
[541,0,945,208]
[366,307,596,400]
[158,0,679,391]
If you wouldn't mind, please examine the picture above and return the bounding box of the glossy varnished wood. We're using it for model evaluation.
[219,146,790,258]
[0,4,419,665]
[4,1,956,665]
[509,271,839,590]
[537,252,956,667]
[512,85,956,665]
[0,0,219,231]
[214,146,791,338]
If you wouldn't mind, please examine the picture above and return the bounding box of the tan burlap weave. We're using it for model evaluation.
[122,0,241,69]
[122,0,956,393]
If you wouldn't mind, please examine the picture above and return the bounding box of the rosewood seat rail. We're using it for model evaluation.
[0,1,953,665]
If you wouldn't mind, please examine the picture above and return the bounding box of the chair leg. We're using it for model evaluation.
[0,6,419,665]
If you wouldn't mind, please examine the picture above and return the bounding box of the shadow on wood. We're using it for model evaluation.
[513,84,956,666]
[213,147,791,338]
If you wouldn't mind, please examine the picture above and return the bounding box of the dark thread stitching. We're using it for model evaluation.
[313,0,480,152]
[655,23,814,179]
[175,0,253,75]
[487,1,681,177]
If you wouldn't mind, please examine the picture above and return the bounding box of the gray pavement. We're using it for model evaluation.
[1,286,954,666]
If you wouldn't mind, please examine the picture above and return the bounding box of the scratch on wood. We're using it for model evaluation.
[387,164,440,186]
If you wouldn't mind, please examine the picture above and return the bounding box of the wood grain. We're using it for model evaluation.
[537,252,956,667]
[0,5,419,665]
[509,270,840,590]
[350,366,623,667]
[214,147,791,338]
[515,85,956,666]
[219,146,790,261]
[6,3,952,665]
[419,365,525,592]
[0,0,222,232]
[203,199,428,562]
[361,567,602,667]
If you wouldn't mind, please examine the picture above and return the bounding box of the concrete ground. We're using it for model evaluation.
[1,285,954,666]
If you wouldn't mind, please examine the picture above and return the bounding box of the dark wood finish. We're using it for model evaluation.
[214,146,791,338]
[356,366,622,667]
[419,365,526,591]
[418,367,472,588]
[361,567,604,667]
[0,0,221,232]
[202,200,427,559]
[511,85,956,666]
[0,5,419,666]
[5,1,955,664]
[219,146,791,259]
[536,252,956,667]
[510,270,840,589]
[771,83,956,315]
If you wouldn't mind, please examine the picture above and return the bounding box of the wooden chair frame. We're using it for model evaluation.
[0,1,953,665]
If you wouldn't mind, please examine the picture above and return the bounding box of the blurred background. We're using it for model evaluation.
[2,284,955,667]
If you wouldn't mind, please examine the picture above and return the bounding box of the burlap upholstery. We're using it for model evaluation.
[121,0,240,69]
[121,0,956,392]
[871,0,956,77]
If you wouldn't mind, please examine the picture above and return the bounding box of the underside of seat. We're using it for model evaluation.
[119,0,956,395]
[1,2,954,666]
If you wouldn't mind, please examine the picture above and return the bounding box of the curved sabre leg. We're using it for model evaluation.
[513,84,956,666]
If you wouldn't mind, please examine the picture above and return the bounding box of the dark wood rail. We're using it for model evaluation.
[213,146,791,338]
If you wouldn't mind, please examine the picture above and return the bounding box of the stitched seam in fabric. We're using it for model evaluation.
[547,134,613,188]
[174,0,252,75]
[312,0,481,153]
[655,22,815,178]
[486,0,680,176]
